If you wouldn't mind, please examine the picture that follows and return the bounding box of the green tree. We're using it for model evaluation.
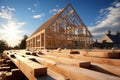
[13,45,20,49]
[0,40,9,53]
[19,35,28,49]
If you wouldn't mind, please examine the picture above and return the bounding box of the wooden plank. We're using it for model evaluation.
[47,49,120,58]
[3,51,47,80]
[5,72,12,80]
[71,55,120,67]
[0,66,10,71]
[28,55,120,80]
[31,68,67,80]
[91,63,120,77]
[16,55,47,77]
[86,51,120,58]
[49,53,120,67]
[43,55,90,68]
[4,51,67,80]
[21,56,66,80]
[47,69,67,80]
[56,64,120,80]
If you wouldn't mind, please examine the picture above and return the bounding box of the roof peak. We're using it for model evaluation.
[29,3,91,38]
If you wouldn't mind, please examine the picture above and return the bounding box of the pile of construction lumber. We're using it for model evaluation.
[1,49,120,80]
[0,53,27,80]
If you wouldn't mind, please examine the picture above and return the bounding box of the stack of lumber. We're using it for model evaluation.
[1,49,120,80]
[0,53,27,80]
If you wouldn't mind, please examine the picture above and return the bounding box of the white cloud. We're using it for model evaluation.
[49,5,61,14]
[111,0,119,5]
[1,6,5,9]
[53,9,58,12]
[33,15,42,18]
[27,7,35,13]
[56,5,59,8]
[0,11,12,20]
[33,0,40,8]
[88,1,120,41]
[27,8,31,11]
[34,3,38,7]
[0,6,15,20]
[49,8,61,14]
[32,13,45,20]
[0,6,26,47]
[7,6,15,11]
[32,10,35,13]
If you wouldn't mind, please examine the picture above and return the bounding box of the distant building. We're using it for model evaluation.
[26,3,92,50]
[102,31,120,48]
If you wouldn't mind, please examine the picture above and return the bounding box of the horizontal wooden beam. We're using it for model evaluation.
[4,51,47,80]
[4,51,67,80]
[48,53,120,67]
[85,51,120,58]
[5,72,12,80]
[56,64,120,80]
[43,55,90,68]
[47,69,67,80]
[91,63,120,77]
[71,55,120,67]
[27,55,120,80]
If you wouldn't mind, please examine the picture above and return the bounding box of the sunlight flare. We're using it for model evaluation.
[0,20,25,47]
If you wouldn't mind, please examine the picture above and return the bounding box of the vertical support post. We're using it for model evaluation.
[29,40,30,49]
[36,36,37,49]
[29,39,31,49]
[73,25,75,48]
[88,36,91,49]
[65,22,67,49]
[44,32,45,49]
[85,29,87,49]
[40,34,41,50]
[32,38,33,50]
[35,37,36,50]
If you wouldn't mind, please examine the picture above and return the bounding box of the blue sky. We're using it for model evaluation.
[0,0,120,47]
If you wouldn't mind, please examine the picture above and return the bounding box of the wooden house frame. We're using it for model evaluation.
[26,3,92,50]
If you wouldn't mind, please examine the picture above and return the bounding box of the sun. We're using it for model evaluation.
[2,26,21,47]
[4,27,18,39]
[0,21,24,47]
